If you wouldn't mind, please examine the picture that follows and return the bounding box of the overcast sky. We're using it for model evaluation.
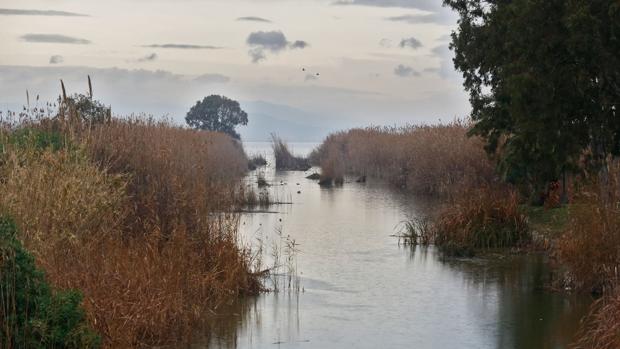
[0,0,468,138]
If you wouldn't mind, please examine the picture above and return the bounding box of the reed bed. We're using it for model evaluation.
[271,134,310,171]
[311,122,496,195]
[0,106,260,347]
[434,186,531,256]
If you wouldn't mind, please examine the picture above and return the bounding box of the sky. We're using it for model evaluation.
[0,0,468,140]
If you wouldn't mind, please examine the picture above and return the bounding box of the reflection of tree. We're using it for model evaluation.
[441,254,591,349]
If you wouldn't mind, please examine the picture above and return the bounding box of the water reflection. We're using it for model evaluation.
[201,142,589,349]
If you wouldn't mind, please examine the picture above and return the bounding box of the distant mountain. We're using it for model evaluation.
[238,100,332,142]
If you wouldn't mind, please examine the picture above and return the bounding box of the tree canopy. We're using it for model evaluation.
[185,95,248,139]
[444,0,620,193]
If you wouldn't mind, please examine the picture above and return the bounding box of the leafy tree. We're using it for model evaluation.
[444,0,620,203]
[185,95,248,139]
[66,94,110,124]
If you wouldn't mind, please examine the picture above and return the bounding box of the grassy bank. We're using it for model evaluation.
[0,101,260,347]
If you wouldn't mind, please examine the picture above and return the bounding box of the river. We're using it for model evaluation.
[203,141,590,349]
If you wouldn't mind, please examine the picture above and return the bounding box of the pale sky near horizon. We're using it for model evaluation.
[0,0,469,137]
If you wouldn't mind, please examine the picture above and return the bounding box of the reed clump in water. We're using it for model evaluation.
[248,153,268,170]
[434,187,531,256]
[271,134,310,171]
[0,94,261,347]
[311,122,495,195]
[572,290,620,349]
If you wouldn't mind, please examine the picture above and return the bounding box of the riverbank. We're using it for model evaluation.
[311,123,619,346]
[0,105,260,347]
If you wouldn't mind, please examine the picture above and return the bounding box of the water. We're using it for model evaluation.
[204,142,590,349]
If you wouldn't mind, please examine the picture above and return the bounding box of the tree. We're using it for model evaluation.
[444,0,620,203]
[185,95,248,139]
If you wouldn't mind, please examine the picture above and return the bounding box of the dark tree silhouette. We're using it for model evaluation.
[185,95,248,139]
[445,0,620,203]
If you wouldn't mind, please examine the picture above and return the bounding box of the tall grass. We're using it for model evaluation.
[271,134,310,171]
[0,101,260,346]
[434,187,531,256]
[311,122,496,195]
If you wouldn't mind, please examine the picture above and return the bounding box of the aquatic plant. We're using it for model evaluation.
[311,122,496,195]
[397,217,435,246]
[434,187,530,256]
[271,134,310,171]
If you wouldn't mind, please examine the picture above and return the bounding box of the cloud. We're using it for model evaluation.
[379,38,393,48]
[194,73,231,84]
[304,74,318,82]
[21,34,91,44]
[429,44,461,80]
[143,44,223,50]
[332,0,440,12]
[386,13,443,24]
[246,31,308,63]
[49,55,64,64]
[237,16,271,23]
[399,37,422,49]
[394,64,420,77]
[137,53,157,62]
[247,31,288,51]
[290,40,309,49]
[0,8,88,17]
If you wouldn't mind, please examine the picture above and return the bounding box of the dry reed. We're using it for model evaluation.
[0,113,260,347]
[311,121,496,195]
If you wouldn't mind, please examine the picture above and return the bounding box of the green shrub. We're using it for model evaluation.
[3,128,66,153]
[0,216,100,348]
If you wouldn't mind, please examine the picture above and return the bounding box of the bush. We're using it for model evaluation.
[0,216,100,348]
[434,187,531,256]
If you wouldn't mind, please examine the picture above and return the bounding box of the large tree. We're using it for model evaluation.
[185,95,248,139]
[444,0,620,201]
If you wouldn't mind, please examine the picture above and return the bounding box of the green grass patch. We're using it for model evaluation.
[522,205,569,238]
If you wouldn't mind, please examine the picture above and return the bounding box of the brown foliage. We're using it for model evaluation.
[311,122,496,195]
[0,118,260,347]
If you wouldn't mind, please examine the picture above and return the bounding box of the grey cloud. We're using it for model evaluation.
[332,0,440,12]
[237,16,271,23]
[49,55,64,64]
[430,44,461,80]
[247,31,288,51]
[246,31,308,63]
[143,44,223,50]
[137,53,157,62]
[386,13,445,24]
[21,34,91,44]
[0,8,88,17]
[304,74,318,82]
[248,48,267,63]
[394,64,420,77]
[399,37,422,49]
[194,73,231,84]
[379,38,393,48]
[290,40,309,49]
